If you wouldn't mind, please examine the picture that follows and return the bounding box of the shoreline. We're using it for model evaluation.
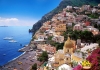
[0,45,28,67]
[0,30,39,70]
[4,52,26,66]
[0,42,40,70]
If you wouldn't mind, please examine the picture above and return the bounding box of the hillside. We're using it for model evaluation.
[31,0,99,34]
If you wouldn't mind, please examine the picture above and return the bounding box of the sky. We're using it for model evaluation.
[0,0,61,26]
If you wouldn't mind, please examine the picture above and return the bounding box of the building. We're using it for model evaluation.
[85,21,90,26]
[67,23,72,27]
[45,45,56,53]
[40,25,51,32]
[55,23,66,34]
[52,37,76,67]
[44,29,54,36]
[92,8,97,13]
[73,24,83,31]
[52,35,64,43]
[58,64,72,70]
[37,44,56,54]
[82,26,99,35]
[46,37,84,70]
[81,5,91,11]
[77,39,81,48]
[81,43,98,53]
[98,4,100,7]
[66,6,72,11]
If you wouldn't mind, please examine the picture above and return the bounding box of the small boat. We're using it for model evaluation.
[3,54,6,56]
[9,40,17,43]
[3,37,13,40]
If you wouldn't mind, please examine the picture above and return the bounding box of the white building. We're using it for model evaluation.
[58,64,72,70]
[66,6,72,11]
[82,26,99,35]
[92,8,97,13]
[81,43,98,53]
[52,35,64,43]
[73,24,83,31]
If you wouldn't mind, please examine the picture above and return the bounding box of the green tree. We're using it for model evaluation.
[42,51,48,61]
[38,51,48,62]
[97,40,100,46]
[87,13,99,19]
[31,63,37,70]
[48,36,53,40]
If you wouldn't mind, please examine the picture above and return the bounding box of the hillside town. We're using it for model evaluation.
[30,4,100,70]
[1,4,100,70]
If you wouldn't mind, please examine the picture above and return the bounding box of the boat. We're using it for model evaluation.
[3,37,13,40]
[9,40,17,43]
[3,54,6,56]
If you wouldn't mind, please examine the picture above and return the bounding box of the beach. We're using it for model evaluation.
[0,45,40,70]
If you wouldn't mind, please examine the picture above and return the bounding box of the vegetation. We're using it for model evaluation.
[49,26,100,50]
[48,40,64,50]
[47,36,64,50]
[31,63,37,70]
[31,36,36,41]
[48,36,53,41]
[63,30,94,42]
[38,51,48,62]
[86,48,100,70]
[93,24,100,31]
[97,40,100,46]
[87,13,99,19]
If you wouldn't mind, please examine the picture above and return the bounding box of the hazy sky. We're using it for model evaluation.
[0,0,61,26]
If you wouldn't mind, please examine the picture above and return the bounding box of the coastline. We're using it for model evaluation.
[0,29,39,70]
[4,52,26,66]
[1,45,27,67]
[0,45,32,70]
[0,36,40,70]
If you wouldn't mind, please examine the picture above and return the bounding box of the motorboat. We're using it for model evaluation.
[3,54,6,56]
[3,37,13,40]
[9,40,17,43]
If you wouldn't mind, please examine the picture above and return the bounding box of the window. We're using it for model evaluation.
[67,49,69,52]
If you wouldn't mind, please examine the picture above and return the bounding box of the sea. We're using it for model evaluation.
[0,26,32,66]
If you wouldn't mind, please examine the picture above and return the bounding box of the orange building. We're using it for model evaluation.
[55,24,66,32]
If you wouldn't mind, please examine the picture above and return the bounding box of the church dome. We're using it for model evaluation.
[64,37,73,48]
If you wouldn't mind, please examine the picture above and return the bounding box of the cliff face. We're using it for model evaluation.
[31,0,99,34]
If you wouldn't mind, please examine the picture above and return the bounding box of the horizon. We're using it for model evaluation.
[0,0,61,26]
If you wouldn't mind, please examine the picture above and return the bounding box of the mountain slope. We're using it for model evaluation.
[31,0,99,34]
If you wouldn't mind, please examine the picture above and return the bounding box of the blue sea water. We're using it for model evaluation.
[0,26,32,66]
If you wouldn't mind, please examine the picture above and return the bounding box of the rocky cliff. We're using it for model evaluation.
[31,0,99,35]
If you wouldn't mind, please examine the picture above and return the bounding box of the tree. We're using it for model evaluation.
[38,51,48,62]
[31,63,37,70]
[97,40,100,46]
[48,36,53,40]
[42,51,48,61]
[94,24,98,28]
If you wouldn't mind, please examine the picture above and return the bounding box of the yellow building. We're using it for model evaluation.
[55,24,66,32]
[53,37,75,67]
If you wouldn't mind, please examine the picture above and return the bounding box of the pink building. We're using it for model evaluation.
[45,45,56,53]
